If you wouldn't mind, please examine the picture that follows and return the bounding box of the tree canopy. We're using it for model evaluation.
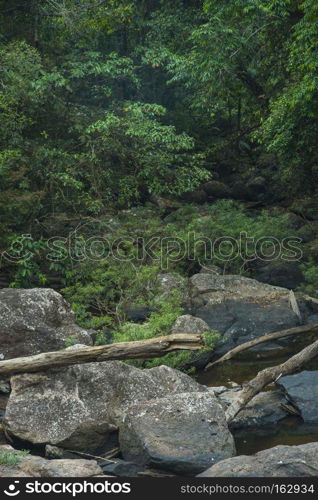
[1,0,318,235]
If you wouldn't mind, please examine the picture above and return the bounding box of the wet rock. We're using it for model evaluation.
[189,274,304,358]
[0,445,102,477]
[0,288,93,359]
[45,445,64,459]
[119,392,235,475]
[211,387,289,429]
[305,315,318,324]
[125,306,151,323]
[278,371,318,423]
[5,363,206,452]
[198,442,318,477]
[101,461,145,477]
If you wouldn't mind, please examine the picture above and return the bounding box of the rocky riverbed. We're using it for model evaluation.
[1,284,318,477]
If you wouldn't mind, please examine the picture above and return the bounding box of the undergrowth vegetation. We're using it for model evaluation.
[6,200,305,371]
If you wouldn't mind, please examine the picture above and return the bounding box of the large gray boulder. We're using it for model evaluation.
[189,274,305,356]
[0,288,92,359]
[119,392,235,475]
[278,371,318,423]
[198,442,318,477]
[5,362,206,452]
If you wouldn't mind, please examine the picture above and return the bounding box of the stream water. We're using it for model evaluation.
[197,337,318,456]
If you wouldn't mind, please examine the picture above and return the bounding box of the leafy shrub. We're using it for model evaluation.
[113,293,219,372]
[143,331,219,373]
[94,330,108,346]
[112,291,183,343]
[7,201,297,328]
[62,262,161,328]
[301,261,318,297]
[64,336,78,348]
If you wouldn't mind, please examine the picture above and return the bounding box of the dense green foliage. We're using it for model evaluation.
[1,0,318,240]
[7,201,295,318]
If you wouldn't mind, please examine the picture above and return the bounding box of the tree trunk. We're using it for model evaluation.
[226,337,318,423]
[0,333,204,376]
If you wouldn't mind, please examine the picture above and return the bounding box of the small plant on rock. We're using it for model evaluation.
[0,449,29,467]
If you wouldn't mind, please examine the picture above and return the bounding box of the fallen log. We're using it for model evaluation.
[0,333,204,376]
[304,294,318,307]
[225,337,318,423]
[204,322,318,371]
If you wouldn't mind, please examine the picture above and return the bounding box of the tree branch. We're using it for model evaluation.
[226,337,318,423]
[204,322,318,371]
[0,333,204,376]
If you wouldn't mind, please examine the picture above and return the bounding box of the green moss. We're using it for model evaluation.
[0,449,29,467]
